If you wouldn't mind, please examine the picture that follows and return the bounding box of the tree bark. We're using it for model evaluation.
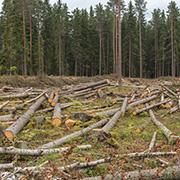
[40,119,108,149]
[83,166,180,180]
[4,95,47,139]
[147,105,179,144]
[101,97,128,134]
[133,99,170,115]
[0,145,91,156]
[52,103,62,126]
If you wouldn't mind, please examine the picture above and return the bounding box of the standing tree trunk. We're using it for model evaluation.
[171,17,175,77]
[139,19,143,78]
[29,6,32,76]
[22,0,27,75]
[99,29,102,75]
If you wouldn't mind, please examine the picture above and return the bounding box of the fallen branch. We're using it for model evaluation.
[82,166,180,180]
[161,84,178,98]
[25,91,46,104]
[40,119,109,149]
[0,163,14,170]
[0,144,91,156]
[97,95,158,117]
[0,101,10,111]
[133,99,170,115]
[4,95,47,139]
[147,104,179,144]
[148,132,157,152]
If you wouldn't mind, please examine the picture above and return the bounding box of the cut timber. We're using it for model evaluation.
[83,166,180,180]
[97,95,158,117]
[0,145,91,156]
[40,119,108,149]
[36,102,73,114]
[25,91,46,104]
[0,101,10,110]
[148,132,157,152]
[52,103,61,126]
[0,114,14,122]
[161,84,178,98]
[147,104,179,144]
[51,92,59,107]
[72,79,110,92]
[48,92,54,103]
[133,99,170,115]
[101,97,128,134]
[0,163,14,170]
[4,95,47,139]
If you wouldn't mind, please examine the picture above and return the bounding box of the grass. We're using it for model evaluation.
[0,83,179,178]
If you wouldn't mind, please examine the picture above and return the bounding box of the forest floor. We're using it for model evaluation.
[0,76,179,179]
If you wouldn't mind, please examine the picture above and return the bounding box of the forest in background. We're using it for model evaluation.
[0,0,179,78]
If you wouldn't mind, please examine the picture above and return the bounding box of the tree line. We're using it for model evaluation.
[0,0,179,78]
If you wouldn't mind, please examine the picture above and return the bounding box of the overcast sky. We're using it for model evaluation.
[0,0,180,17]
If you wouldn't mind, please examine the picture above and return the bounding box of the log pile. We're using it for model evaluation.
[0,79,179,179]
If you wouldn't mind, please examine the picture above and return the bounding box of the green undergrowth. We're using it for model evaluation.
[0,85,179,178]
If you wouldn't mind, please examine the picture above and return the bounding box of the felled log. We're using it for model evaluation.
[2,104,25,113]
[51,92,59,107]
[48,92,54,103]
[52,103,61,126]
[0,145,91,156]
[0,114,14,122]
[148,132,157,152]
[0,101,10,111]
[4,95,47,139]
[133,99,170,115]
[101,97,128,134]
[0,163,14,170]
[82,166,180,180]
[25,91,46,104]
[72,79,109,92]
[161,84,178,98]
[36,102,73,114]
[40,119,108,149]
[97,95,158,117]
[147,105,179,144]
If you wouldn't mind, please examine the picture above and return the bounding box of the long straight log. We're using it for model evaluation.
[97,95,158,117]
[0,145,91,156]
[0,163,14,170]
[52,103,61,126]
[101,97,128,134]
[161,84,178,98]
[72,79,109,92]
[133,99,170,115]
[147,105,179,144]
[13,152,178,173]
[4,95,47,139]
[0,114,14,122]
[83,166,180,180]
[36,102,73,114]
[40,119,109,149]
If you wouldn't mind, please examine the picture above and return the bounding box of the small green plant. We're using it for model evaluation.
[10,66,17,75]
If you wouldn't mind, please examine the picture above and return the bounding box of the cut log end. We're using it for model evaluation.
[4,130,14,139]
[52,118,62,127]
[51,102,58,107]
[48,99,53,103]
